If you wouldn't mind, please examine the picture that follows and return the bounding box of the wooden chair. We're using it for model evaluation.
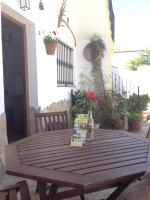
[0,180,31,200]
[35,111,85,200]
[35,111,69,133]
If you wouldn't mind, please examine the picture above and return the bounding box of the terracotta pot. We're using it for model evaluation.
[45,42,57,55]
[83,42,102,61]
[128,120,141,131]
[114,119,124,130]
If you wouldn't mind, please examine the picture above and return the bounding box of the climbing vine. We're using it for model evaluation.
[90,34,106,98]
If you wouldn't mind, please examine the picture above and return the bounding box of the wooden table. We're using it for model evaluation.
[5,129,150,200]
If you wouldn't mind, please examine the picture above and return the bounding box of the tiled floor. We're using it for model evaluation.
[0,122,150,199]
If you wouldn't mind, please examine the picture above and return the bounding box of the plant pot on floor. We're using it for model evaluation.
[128,113,143,132]
[45,42,57,55]
[128,120,141,131]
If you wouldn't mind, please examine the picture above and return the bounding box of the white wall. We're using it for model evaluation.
[26,24,38,108]
[1,0,113,110]
[69,0,112,90]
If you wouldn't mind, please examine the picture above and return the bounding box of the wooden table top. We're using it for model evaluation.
[5,129,150,191]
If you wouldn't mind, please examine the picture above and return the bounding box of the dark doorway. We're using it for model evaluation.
[1,16,27,143]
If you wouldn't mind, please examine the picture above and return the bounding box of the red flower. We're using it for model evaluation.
[86,91,97,101]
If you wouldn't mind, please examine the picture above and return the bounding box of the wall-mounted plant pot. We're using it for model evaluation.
[45,42,57,55]
[128,120,141,131]
[83,42,101,61]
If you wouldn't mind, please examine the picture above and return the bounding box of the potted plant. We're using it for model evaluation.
[99,90,128,130]
[43,31,57,55]
[127,93,150,113]
[83,34,105,61]
[70,90,98,126]
[128,113,144,131]
[127,93,150,131]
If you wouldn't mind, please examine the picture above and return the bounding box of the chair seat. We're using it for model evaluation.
[0,180,31,200]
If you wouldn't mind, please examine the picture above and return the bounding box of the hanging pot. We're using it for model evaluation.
[83,42,102,61]
[45,42,57,55]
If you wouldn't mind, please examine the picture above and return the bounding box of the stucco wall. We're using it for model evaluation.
[69,0,113,90]
[1,0,113,110]
[0,0,114,139]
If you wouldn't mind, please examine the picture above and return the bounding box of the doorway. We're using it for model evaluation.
[1,15,28,143]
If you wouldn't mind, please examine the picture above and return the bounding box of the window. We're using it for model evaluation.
[57,40,74,86]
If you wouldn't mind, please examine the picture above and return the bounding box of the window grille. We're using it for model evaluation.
[57,40,74,86]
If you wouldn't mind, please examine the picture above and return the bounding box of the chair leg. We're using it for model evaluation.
[80,194,85,200]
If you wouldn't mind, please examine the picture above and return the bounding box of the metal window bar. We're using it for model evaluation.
[57,40,73,86]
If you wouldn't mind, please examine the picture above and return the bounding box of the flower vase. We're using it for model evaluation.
[45,42,57,55]
[87,110,94,141]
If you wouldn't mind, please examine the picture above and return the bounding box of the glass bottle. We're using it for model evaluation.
[124,115,128,130]
[87,111,94,141]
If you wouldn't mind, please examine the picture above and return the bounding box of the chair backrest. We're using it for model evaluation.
[0,180,31,200]
[35,111,69,133]
[146,126,150,139]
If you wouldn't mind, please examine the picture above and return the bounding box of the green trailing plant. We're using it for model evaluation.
[127,49,150,71]
[90,34,106,98]
[77,35,106,126]
[43,31,57,45]
[77,35,106,125]
[90,34,106,58]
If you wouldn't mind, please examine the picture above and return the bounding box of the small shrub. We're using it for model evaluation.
[128,113,144,121]
[127,93,150,113]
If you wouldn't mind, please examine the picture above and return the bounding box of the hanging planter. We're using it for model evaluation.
[43,31,57,55]
[45,42,57,55]
[83,34,105,61]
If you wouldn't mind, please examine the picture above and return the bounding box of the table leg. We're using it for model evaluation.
[80,194,85,200]
[106,180,133,200]
[37,181,47,200]
[47,184,58,200]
